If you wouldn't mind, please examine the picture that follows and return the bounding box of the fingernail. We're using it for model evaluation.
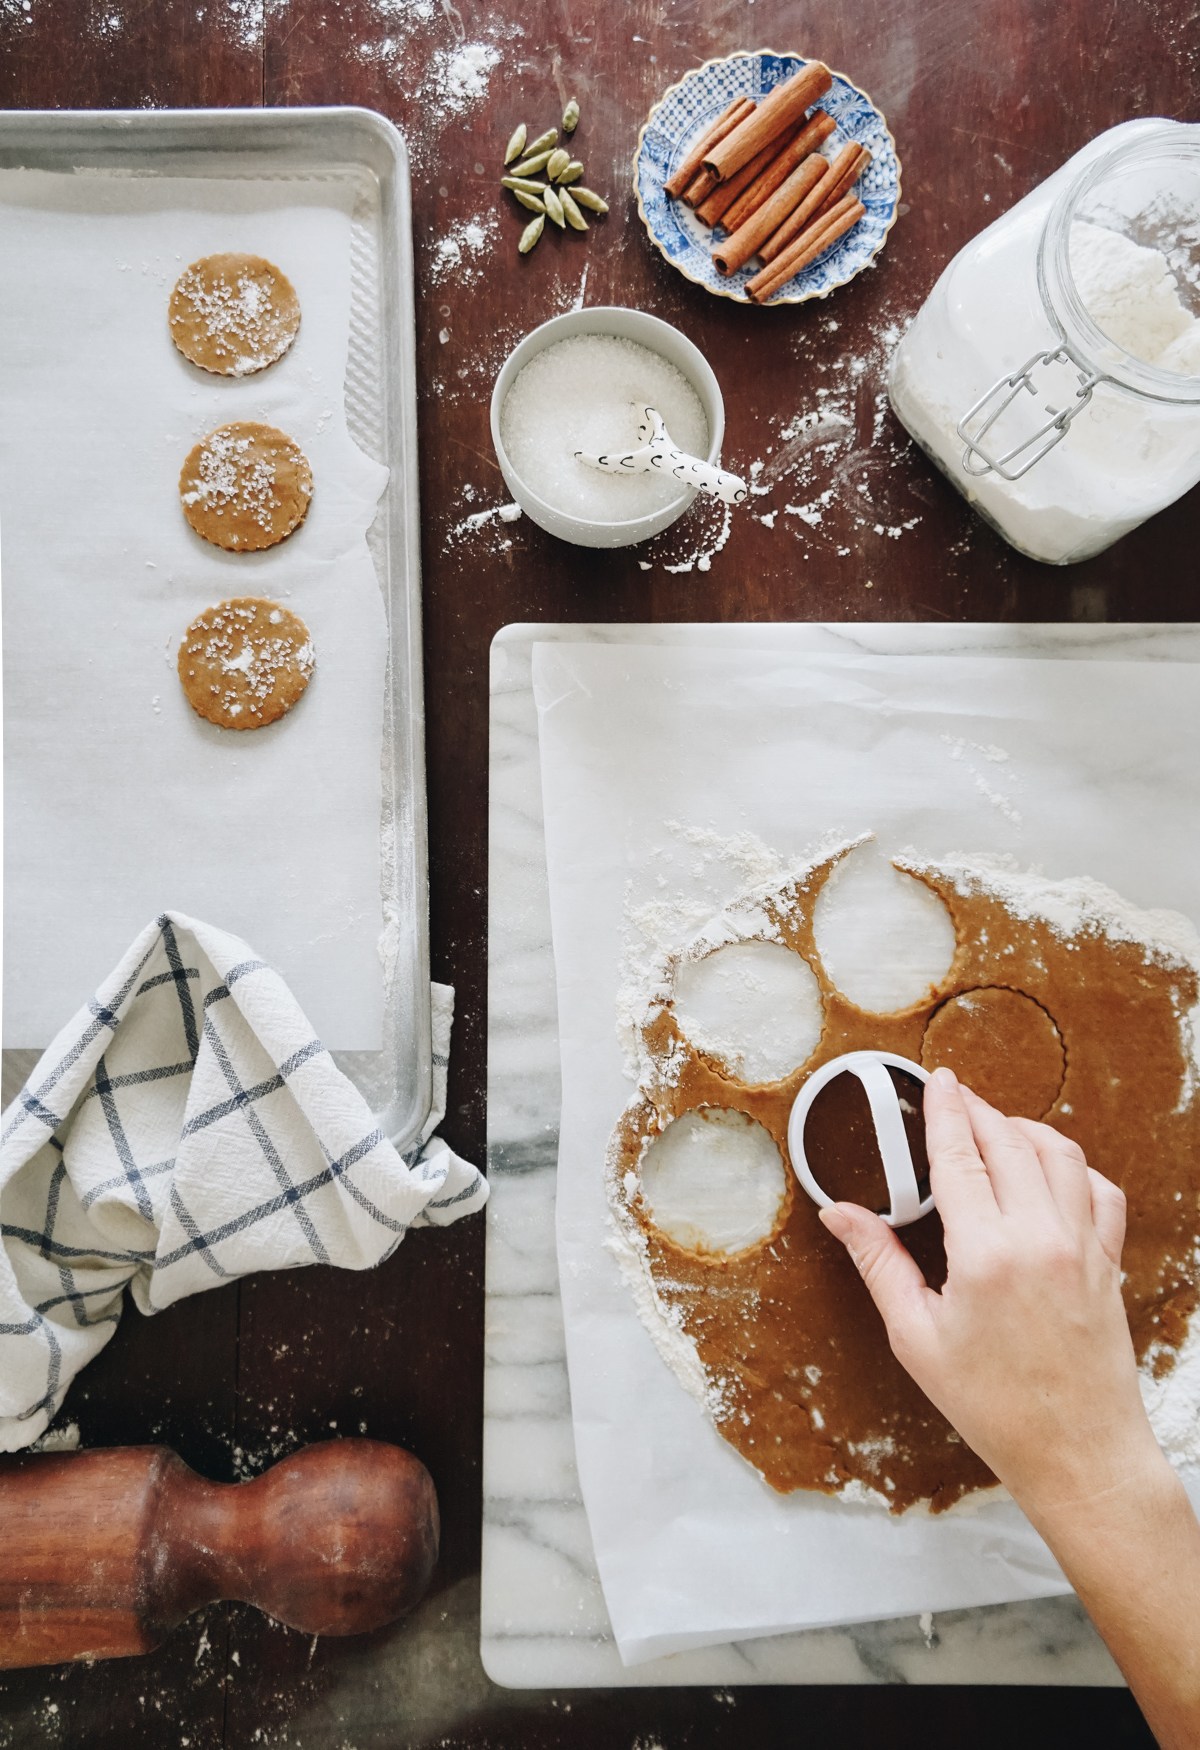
[819,1204,853,1243]
[931,1066,957,1089]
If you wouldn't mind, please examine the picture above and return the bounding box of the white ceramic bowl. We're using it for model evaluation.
[489,306,726,549]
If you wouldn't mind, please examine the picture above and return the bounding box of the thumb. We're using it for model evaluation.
[819,1202,932,1341]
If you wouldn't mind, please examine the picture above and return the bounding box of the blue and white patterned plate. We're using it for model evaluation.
[634,49,901,306]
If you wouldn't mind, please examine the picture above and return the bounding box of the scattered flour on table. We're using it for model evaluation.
[366,0,435,18]
[430,305,528,417]
[65,0,263,45]
[430,213,498,286]
[661,500,733,574]
[446,499,522,548]
[202,0,265,51]
[635,311,929,577]
[764,318,918,539]
[357,26,510,127]
[430,40,500,113]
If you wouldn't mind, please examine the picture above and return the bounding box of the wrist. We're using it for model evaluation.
[1000,1413,1171,1533]
[1013,1430,1179,1551]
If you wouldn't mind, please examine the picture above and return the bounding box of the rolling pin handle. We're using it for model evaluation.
[0,1437,440,1668]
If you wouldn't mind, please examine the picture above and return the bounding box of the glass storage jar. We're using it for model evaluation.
[888,120,1200,563]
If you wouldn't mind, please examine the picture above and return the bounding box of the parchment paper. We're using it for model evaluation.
[0,168,390,1049]
[534,638,1200,1664]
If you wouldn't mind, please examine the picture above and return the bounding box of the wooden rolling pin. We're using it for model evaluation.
[0,1438,439,1669]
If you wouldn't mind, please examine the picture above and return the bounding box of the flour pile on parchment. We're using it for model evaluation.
[606,837,1200,1513]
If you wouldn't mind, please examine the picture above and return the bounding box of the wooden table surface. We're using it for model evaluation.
[1,0,1196,1744]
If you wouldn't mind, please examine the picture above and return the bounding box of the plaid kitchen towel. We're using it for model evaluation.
[0,913,488,1450]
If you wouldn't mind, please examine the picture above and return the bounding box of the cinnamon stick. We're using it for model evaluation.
[682,165,721,208]
[694,125,802,228]
[703,62,831,183]
[715,109,835,234]
[664,96,755,199]
[711,153,828,277]
[808,143,871,225]
[759,143,869,264]
[747,196,865,302]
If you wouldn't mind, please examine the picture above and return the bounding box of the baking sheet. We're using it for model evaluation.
[0,156,388,1052]
[533,638,1200,1665]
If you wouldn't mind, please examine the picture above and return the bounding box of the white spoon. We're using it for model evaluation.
[575,404,749,506]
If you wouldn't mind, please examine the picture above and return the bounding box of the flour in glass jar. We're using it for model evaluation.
[498,334,710,520]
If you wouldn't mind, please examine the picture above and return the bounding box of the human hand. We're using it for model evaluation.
[819,1066,1166,1522]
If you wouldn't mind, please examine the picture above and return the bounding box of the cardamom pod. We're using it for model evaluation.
[503,123,527,165]
[559,188,588,231]
[546,148,571,181]
[526,127,558,155]
[501,175,548,194]
[542,185,566,227]
[518,213,545,254]
[511,149,553,177]
[511,189,546,213]
[570,186,609,213]
[557,159,584,185]
[562,98,580,134]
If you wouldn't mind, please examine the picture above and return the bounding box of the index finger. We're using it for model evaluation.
[923,1067,999,1227]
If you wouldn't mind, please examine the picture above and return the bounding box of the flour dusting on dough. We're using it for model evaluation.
[616,827,862,1082]
[902,851,1200,1107]
[606,1220,737,1423]
[611,829,1200,1500]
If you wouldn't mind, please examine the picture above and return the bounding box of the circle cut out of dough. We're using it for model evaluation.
[179,421,313,552]
[812,847,957,1014]
[169,253,301,377]
[672,940,824,1085]
[177,597,315,731]
[638,1107,788,1257]
[921,986,1066,1118]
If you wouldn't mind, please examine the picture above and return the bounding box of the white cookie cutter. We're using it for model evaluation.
[787,1050,935,1229]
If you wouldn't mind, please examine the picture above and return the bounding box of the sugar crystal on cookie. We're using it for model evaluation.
[177,597,315,731]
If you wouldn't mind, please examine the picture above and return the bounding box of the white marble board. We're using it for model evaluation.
[482,620,1200,1689]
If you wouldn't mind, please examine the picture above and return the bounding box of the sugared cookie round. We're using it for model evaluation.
[169,253,300,376]
[179,421,313,552]
[178,598,315,731]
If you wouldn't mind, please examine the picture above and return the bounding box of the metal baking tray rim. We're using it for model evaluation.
[0,105,432,1152]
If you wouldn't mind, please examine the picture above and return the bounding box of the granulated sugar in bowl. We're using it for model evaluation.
[490,307,726,548]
